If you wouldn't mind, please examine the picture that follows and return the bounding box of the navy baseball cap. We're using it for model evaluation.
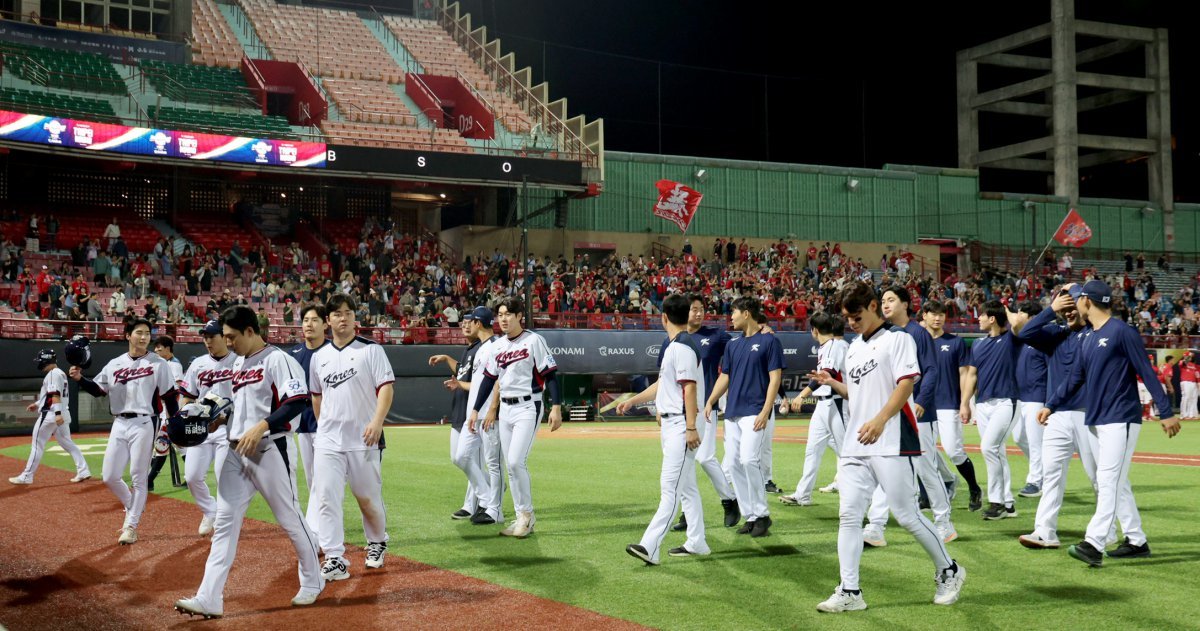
[1066,284,1085,300]
[201,320,223,335]
[1080,280,1112,304]
[463,306,494,327]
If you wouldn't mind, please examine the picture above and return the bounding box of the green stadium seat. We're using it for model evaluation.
[1,43,126,96]
[0,87,120,124]
[147,105,297,139]
[138,60,257,109]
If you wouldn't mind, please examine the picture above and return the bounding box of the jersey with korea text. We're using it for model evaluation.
[309,336,395,451]
[450,340,482,430]
[968,330,1020,401]
[484,330,556,399]
[930,332,968,410]
[290,340,329,433]
[656,332,705,417]
[92,351,177,416]
[180,352,237,443]
[658,326,730,407]
[719,329,785,418]
[809,338,848,399]
[37,368,70,418]
[1014,308,1088,412]
[903,319,939,422]
[841,324,921,457]
[1016,343,1049,402]
[228,345,308,441]
[466,336,499,414]
[1046,318,1173,425]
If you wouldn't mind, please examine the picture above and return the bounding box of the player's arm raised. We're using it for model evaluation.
[616,381,658,415]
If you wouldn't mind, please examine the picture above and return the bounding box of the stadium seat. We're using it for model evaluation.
[0,87,120,124]
[191,0,247,69]
[140,60,258,109]
[147,105,296,139]
[1,43,126,96]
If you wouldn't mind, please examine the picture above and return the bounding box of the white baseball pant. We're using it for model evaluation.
[102,415,155,529]
[17,410,90,481]
[696,409,735,501]
[638,414,709,563]
[865,422,953,531]
[975,398,1016,505]
[1182,382,1198,417]
[315,448,389,561]
[186,440,229,520]
[792,398,844,502]
[194,436,322,613]
[499,400,540,514]
[454,424,506,521]
[936,409,968,465]
[837,455,953,591]
[1031,410,1101,542]
[759,412,776,482]
[1013,401,1045,486]
[295,431,318,537]
[1084,422,1146,550]
[450,426,483,514]
[725,414,771,521]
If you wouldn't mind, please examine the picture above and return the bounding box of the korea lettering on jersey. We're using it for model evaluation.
[841,325,922,457]
[308,336,395,451]
[38,368,70,418]
[656,333,705,417]
[180,352,238,442]
[467,336,500,412]
[93,352,176,416]
[484,331,557,398]
[229,346,308,441]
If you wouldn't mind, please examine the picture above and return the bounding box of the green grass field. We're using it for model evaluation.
[6,419,1200,630]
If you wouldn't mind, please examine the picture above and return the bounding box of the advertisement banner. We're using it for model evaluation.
[0,20,186,64]
[0,109,327,168]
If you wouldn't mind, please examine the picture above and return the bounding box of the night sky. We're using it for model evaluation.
[409,0,1196,201]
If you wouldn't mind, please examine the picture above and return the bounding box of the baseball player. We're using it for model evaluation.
[812,282,964,613]
[70,318,180,545]
[1015,285,1107,549]
[960,300,1021,521]
[921,301,984,512]
[780,312,847,507]
[751,310,781,496]
[862,287,956,546]
[623,293,709,564]
[469,297,563,538]
[1158,356,1176,416]
[310,293,394,581]
[1041,280,1180,567]
[704,296,783,538]
[146,335,184,492]
[292,303,330,539]
[1008,302,1048,499]
[9,349,91,485]
[177,320,237,537]
[1180,355,1198,419]
[174,306,322,618]
[430,306,505,525]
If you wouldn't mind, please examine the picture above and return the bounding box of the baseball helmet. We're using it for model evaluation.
[167,393,232,448]
[64,335,92,369]
[35,348,56,370]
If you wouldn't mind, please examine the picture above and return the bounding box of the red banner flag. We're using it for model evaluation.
[652,179,703,233]
[1052,208,1093,247]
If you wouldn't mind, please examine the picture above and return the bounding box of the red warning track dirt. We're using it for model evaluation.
[0,436,645,631]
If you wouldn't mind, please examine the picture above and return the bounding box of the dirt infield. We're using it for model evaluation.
[0,438,645,631]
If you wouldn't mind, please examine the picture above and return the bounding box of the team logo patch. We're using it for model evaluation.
[1098,338,1108,347]
[941,344,951,352]
[113,366,155,384]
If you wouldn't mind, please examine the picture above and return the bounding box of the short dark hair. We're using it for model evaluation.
[921,300,946,315]
[829,315,846,336]
[153,335,174,350]
[883,285,911,310]
[840,282,881,316]
[1164,355,1176,363]
[498,296,525,317]
[662,294,690,326]
[301,303,328,321]
[983,300,1009,327]
[687,293,706,307]
[124,318,151,335]
[220,305,259,335]
[325,293,356,314]
[731,296,763,322]
[810,311,838,335]
[1016,300,1043,317]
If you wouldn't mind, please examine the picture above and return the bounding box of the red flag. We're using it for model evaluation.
[1052,208,1093,247]
[652,179,703,233]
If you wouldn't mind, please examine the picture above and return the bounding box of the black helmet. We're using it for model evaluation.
[35,348,56,370]
[64,335,92,369]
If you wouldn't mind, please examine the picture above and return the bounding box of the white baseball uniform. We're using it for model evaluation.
[14,367,90,482]
[83,351,177,530]
[455,335,504,522]
[309,336,394,562]
[637,331,709,563]
[793,338,848,502]
[193,345,322,613]
[836,324,952,592]
[480,329,557,516]
[179,352,236,521]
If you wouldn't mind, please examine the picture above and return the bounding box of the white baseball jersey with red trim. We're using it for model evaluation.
[92,352,177,416]
[228,345,307,441]
[37,368,70,417]
[841,324,922,457]
[466,335,500,412]
[483,330,556,398]
[309,336,395,451]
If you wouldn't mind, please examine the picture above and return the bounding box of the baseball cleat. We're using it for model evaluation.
[8,477,31,485]
[174,597,222,619]
[510,512,536,538]
[933,562,966,605]
[750,515,773,538]
[470,511,496,525]
[1106,538,1151,559]
[816,587,867,613]
[70,474,92,483]
[1018,483,1042,498]
[764,480,782,494]
[198,516,215,537]
[862,528,887,548]
[982,503,1017,520]
[291,588,322,606]
[1068,541,1104,567]
[499,520,518,536]
[737,520,755,535]
[721,499,740,528]
[118,527,138,545]
[451,509,472,520]
[668,546,709,558]
[625,544,658,566]
[779,494,812,506]
[321,557,350,581]
[365,542,387,569]
[938,525,959,544]
[672,514,687,532]
[1019,533,1061,549]
[818,482,839,494]
[968,488,983,512]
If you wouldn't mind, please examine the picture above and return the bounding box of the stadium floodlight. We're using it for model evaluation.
[846,178,859,191]
[1022,201,1036,210]
[695,169,708,182]
[1142,206,1155,215]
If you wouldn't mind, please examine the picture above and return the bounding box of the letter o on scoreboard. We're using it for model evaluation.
[501,161,513,173]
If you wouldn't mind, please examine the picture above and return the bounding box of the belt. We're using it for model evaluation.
[815,395,840,401]
[501,395,534,405]
[117,412,150,419]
